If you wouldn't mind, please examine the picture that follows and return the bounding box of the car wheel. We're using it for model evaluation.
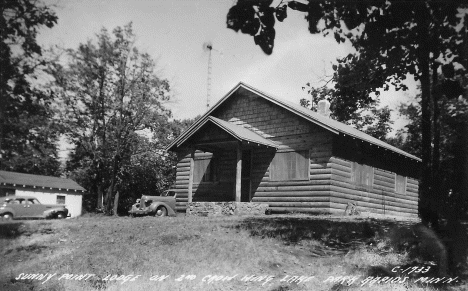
[2,213,13,221]
[155,207,167,217]
[56,212,66,219]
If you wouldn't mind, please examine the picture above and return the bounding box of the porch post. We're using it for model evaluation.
[188,148,195,203]
[235,142,242,202]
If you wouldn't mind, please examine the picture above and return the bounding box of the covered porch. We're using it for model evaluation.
[172,116,277,203]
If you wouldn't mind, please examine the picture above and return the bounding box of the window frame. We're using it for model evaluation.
[395,174,407,194]
[193,157,217,183]
[269,150,310,181]
[351,162,374,190]
[28,198,41,204]
[57,195,66,204]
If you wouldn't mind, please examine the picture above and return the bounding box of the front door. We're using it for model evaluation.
[241,150,251,202]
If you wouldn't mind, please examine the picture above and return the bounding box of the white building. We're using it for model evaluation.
[0,171,86,218]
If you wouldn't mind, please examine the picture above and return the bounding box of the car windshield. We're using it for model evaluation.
[162,191,175,197]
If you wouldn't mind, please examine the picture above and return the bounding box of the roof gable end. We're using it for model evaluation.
[166,82,420,162]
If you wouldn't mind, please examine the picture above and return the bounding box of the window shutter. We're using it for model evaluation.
[351,162,373,189]
[270,151,309,181]
[395,174,406,194]
[194,159,211,183]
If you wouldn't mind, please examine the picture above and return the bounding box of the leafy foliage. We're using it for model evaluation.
[226,0,275,54]
[391,92,468,218]
[116,117,198,214]
[300,83,393,141]
[226,0,467,225]
[0,0,60,176]
[49,23,173,214]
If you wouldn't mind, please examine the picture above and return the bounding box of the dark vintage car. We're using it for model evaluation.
[129,190,177,217]
[0,196,69,220]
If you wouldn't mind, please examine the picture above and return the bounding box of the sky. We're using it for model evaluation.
[39,0,417,126]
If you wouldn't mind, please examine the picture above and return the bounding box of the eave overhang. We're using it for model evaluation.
[169,116,277,151]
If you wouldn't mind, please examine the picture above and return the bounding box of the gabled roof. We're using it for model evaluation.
[166,82,421,162]
[174,116,277,149]
[0,171,86,192]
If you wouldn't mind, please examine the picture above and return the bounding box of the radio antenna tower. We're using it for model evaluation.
[203,41,213,110]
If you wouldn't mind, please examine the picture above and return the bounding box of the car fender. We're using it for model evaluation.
[149,202,176,216]
[43,208,68,218]
[0,207,15,217]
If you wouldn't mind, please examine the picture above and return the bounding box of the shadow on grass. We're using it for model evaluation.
[0,222,27,239]
[235,216,467,288]
[3,278,64,291]
[0,221,54,239]
[233,216,402,249]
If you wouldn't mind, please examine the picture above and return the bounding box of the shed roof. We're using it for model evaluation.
[175,116,278,149]
[0,171,86,192]
[167,82,420,162]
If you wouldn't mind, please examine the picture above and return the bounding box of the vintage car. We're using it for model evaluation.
[0,196,70,220]
[129,190,177,217]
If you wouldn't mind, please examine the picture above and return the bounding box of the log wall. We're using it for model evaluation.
[174,150,236,211]
[328,156,419,217]
[172,87,420,216]
[250,133,333,214]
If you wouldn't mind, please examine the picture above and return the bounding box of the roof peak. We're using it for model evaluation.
[166,82,420,162]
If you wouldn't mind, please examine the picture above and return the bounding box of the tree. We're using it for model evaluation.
[49,23,172,214]
[300,80,393,142]
[115,117,198,214]
[0,0,60,176]
[392,89,468,220]
[227,0,467,226]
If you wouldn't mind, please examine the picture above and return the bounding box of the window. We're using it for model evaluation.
[57,195,66,204]
[351,162,374,189]
[8,198,22,204]
[395,174,407,194]
[194,158,216,183]
[270,151,309,181]
[28,198,41,204]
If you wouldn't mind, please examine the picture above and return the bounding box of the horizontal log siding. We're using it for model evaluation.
[174,151,236,210]
[329,156,418,217]
[203,90,337,213]
[172,87,419,215]
[251,133,333,214]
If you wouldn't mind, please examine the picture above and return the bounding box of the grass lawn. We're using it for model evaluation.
[0,214,466,291]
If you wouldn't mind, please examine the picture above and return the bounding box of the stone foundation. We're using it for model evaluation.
[186,202,269,216]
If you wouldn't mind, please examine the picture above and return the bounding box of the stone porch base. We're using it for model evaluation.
[186,202,269,216]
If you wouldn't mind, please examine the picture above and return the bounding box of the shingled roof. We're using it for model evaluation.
[0,171,86,192]
[166,82,421,162]
[172,116,278,149]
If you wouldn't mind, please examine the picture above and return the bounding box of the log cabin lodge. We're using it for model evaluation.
[166,82,420,217]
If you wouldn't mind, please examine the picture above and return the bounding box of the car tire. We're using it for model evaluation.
[56,212,66,219]
[2,213,13,221]
[155,207,167,217]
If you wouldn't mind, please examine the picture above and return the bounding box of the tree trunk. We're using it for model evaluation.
[105,154,120,214]
[0,14,7,169]
[97,184,104,209]
[432,61,442,218]
[418,13,437,228]
[432,70,440,176]
[113,191,119,216]
[452,118,468,219]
